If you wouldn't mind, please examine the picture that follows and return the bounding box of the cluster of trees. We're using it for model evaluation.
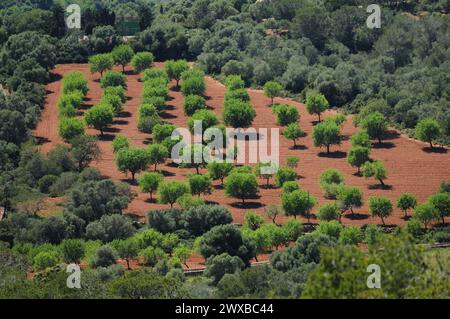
[137,66,170,134]
[223,75,256,129]
[58,72,87,141]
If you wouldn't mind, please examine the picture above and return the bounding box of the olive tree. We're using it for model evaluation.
[312,121,342,154]
[131,52,155,73]
[59,117,85,141]
[415,118,441,148]
[166,60,189,87]
[306,93,329,122]
[413,203,439,230]
[147,143,169,171]
[428,192,450,225]
[369,197,393,226]
[284,123,304,147]
[337,186,363,216]
[139,172,163,200]
[84,104,114,136]
[111,44,134,72]
[361,112,387,144]
[273,104,299,126]
[281,190,316,223]
[188,174,213,197]
[60,239,85,264]
[115,238,139,270]
[207,162,234,185]
[396,193,417,218]
[158,180,190,208]
[347,146,370,174]
[223,99,256,128]
[362,160,388,186]
[89,53,114,77]
[263,81,282,106]
[224,172,259,205]
[115,147,150,181]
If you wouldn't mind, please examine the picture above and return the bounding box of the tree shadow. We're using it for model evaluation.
[384,130,401,140]
[352,171,362,177]
[368,184,393,190]
[235,132,262,141]
[113,119,129,125]
[318,151,347,158]
[213,184,224,190]
[143,137,153,145]
[121,178,138,186]
[160,111,177,119]
[230,201,265,209]
[401,215,412,221]
[124,70,135,76]
[104,127,121,133]
[344,213,370,221]
[79,103,92,110]
[170,85,181,92]
[373,142,395,149]
[49,72,62,82]
[159,170,176,177]
[119,111,132,118]
[166,162,180,168]
[290,145,308,150]
[98,134,116,141]
[144,198,157,204]
[205,200,219,205]
[422,147,448,154]
[35,136,50,145]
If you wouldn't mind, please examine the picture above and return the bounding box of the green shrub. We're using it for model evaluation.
[184,94,206,116]
[100,70,126,89]
[58,117,85,141]
[131,52,154,73]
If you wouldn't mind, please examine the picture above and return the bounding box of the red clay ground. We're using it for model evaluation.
[34,63,450,228]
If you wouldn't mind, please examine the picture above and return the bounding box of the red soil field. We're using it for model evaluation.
[34,63,450,228]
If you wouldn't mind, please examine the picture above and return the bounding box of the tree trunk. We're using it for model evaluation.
[150,191,153,201]
[131,172,135,181]
[184,262,189,269]
[381,216,385,226]
[242,198,245,205]
[266,178,270,188]
[430,141,434,148]
[350,206,354,216]
[122,65,125,73]
[100,129,104,136]
[378,137,382,144]
[254,255,259,262]
[176,79,180,87]
[272,216,277,225]
[195,166,199,174]
[442,215,445,225]
[327,144,330,154]
[170,202,174,208]
[318,113,321,122]
[126,259,130,270]
[378,178,385,186]
[293,139,297,147]
[154,163,158,171]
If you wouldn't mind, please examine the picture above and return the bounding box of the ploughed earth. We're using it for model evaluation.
[34,63,450,268]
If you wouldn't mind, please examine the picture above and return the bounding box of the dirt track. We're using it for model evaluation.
[34,63,450,227]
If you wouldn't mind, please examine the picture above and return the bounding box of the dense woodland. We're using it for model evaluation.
[0,0,449,299]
